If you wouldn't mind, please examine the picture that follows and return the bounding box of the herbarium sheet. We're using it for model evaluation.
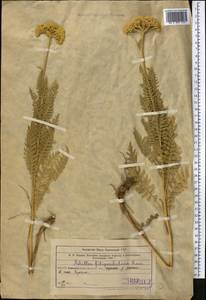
[1,1,193,299]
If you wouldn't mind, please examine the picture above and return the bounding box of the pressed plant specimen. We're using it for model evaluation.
[112,16,189,268]
[24,22,69,274]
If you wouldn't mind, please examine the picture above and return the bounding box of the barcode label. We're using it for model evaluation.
[163,8,190,26]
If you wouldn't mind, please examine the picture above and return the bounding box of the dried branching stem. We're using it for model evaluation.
[119,202,172,267]
[139,30,174,267]
[25,22,68,274]
[115,16,189,268]
[27,37,52,274]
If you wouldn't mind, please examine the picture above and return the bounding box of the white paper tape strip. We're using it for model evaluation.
[24,218,59,230]
[118,161,188,170]
[110,198,124,203]
[22,264,42,271]
[150,161,189,170]
[58,149,75,160]
[131,225,151,237]
[157,215,177,221]
[136,109,177,117]
[132,56,153,64]
[23,116,66,132]
[131,230,144,237]
[119,162,145,169]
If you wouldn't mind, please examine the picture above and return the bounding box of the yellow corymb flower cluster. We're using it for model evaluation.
[35,21,65,45]
[123,16,161,34]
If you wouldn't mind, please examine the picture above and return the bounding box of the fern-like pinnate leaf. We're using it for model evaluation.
[123,143,159,208]
[120,66,188,213]
[24,70,68,213]
[166,166,189,208]
[31,70,59,122]
[132,66,187,211]
[24,123,55,176]
[137,66,182,166]
[116,18,189,267]
[35,150,68,210]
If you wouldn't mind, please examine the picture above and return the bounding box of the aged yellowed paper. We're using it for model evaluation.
[1,1,193,299]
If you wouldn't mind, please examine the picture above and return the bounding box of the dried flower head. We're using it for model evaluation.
[35,21,65,45]
[123,16,161,34]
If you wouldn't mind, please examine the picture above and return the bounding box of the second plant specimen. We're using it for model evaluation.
[112,16,189,268]
[24,22,69,274]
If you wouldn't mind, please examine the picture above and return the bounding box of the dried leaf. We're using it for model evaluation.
[24,70,68,212]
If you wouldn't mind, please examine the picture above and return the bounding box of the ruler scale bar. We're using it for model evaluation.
[192,1,205,279]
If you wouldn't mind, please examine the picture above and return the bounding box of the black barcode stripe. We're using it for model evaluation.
[166,10,188,23]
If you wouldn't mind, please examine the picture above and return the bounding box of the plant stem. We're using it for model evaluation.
[137,31,174,267]
[31,215,56,270]
[42,37,52,78]
[141,32,146,70]
[27,224,34,274]
[27,185,36,274]
[162,191,174,266]
[27,36,52,274]
[120,202,172,267]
